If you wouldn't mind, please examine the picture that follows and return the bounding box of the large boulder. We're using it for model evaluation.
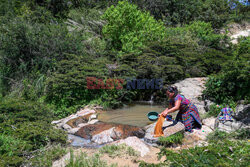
[214,101,250,133]
[217,120,249,133]
[173,77,208,114]
[202,117,216,130]
[111,136,150,157]
[51,107,97,129]
[204,99,215,113]
[91,127,116,144]
[144,120,185,144]
[75,122,145,144]
[233,101,250,125]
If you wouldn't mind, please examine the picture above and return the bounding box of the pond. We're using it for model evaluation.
[98,102,177,127]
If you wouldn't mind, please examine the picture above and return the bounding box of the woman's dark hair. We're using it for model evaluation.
[166,86,178,97]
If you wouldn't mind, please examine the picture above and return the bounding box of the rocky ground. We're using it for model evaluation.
[222,21,250,44]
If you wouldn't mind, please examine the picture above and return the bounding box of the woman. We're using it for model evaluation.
[160,86,202,132]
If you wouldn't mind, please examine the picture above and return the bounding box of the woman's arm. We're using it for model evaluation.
[162,100,181,117]
[159,101,173,116]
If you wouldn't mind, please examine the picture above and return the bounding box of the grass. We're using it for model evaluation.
[64,144,139,167]
[140,129,250,167]
[158,132,184,147]
[27,144,68,167]
[66,150,117,167]
[99,144,139,158]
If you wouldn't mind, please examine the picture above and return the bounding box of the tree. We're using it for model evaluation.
[102,0,167,53]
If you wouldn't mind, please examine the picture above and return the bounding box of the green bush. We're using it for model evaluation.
[102,0,167,53]
[157,139,249,167]
[186,21,223,48]
[0,17,86,94]
[28,144,68,167]
[99,144,139,158]
[0,0,70,18]
[0,98,67,166]
[206,104,222,117]
[158,132,184,147]
[66,151,111,167]
[203,60,250,104]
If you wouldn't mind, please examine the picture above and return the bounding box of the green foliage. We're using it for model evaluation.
[186,21,223,48]
[158,132,184,147]
[0,17,86,94]
[158,139,249,167]
[150,129,250,167]
[0,0,70,18]
[237,36,250,61]
[0,98,67,166]
[66,151,115,167]
[206,104,223,117]
[208,129,250,141]
[99,144,139,158]
[204,59,250,104]
[28,144,68,167]
[0,134,28,166]
[139,162,166,167]
[102,1,167,53]
[141,0,248,29]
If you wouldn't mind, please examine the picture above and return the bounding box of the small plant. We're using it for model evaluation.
[206,104,222,117]
[99,144,139,158]
[158,132,184,147]
[28,144,68,167]
[66,151,116,167]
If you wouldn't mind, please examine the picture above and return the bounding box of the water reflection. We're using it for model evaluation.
[98,103,176,127]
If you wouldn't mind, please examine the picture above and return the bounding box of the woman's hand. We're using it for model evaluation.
[162,110,168,117]
[159,109,168,117]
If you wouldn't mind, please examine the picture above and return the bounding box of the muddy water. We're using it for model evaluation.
[98,103,177,127]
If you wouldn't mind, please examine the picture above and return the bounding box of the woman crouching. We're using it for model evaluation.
[160,86,202,132]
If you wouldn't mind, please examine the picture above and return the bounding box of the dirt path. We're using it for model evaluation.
[53,146,165,167]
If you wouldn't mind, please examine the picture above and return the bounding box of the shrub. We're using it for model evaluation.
[0,17,86,94]
[102,0,167,53]
[66,151,111,167]
[28,144,68,167]
[203,60,250,104]
[158,132,184,147]
[0,98,67,166]
[99,144,139,158]
[186,21,223,48]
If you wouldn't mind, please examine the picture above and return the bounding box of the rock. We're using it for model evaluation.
[51,106,98,130]
[112,136,150,157]
[233,102,250,125]
[77,123,88,128]
[204,99,215,112]
[68,127,80,134]
[91,128,115,144]
[214,101,250,132]
[163,121,185,137]
[88,119,99,124]
[217,120,249,133]
[144,121,185,144]
[76,108,96,117]
[192,125,213,140]
[89,114,98,121]
[66,114,92,128]
[173,77,208,114]
[202,117,216,130]
[75,122,145,141]
[52,152,70,167]
[182,125,212,148]
[51,120,62,124]
[62,124,72,130]
[62,115,78,125]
